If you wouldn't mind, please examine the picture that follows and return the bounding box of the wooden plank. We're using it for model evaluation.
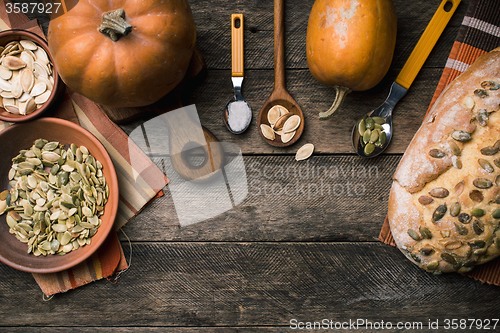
[191,0,468,70]
[123,155,395,242]
[121,68,444,155]
[26,0,469,71]
[0,242,498,327]
[0,327,481,332]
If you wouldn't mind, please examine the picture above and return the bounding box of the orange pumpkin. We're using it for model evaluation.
[47,0,196,107]
[306,0,397,119]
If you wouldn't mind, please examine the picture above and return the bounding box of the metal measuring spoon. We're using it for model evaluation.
[224,14,252,134]
[351,0,461,157]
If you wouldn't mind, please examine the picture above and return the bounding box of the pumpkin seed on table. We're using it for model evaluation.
[295,143,314,161]
[0,139,109,256]
[0,40,54,115]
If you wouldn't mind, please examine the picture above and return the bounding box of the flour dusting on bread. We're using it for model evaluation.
[388,47,500,274]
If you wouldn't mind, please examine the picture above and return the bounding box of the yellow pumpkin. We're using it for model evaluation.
[306,0,397,119]
[47,0,196,108]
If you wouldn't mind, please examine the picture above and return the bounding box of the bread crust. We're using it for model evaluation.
[388,47,500,273]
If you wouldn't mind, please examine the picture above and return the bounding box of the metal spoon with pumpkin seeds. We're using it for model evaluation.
[351,0,460,157]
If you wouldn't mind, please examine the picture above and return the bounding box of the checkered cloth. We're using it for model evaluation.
[380,0,500,285]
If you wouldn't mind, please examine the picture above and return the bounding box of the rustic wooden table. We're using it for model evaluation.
[2,0,500,331]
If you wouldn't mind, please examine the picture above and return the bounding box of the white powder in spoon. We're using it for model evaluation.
[227,100,251,132]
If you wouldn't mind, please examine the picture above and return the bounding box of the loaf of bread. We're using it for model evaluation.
[388,47,500,274]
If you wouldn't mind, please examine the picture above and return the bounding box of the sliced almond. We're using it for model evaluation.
[34,90,51,105]
[2,55,26,70]
[4,103,20,114]
[273,113,292,131]
[20,51,34,70]
[267,105,287,125]
[0,90,13,98]
[33,61,49,78]
[0,65,12,80]
[22,97,36,115]
[10,75,23,99]
[283,115,301,133]
[34,48,49,64]
[3,97,15,106]
[1,44,14,57]
[260,124,275,141]
[281,131,295,143]
[0,77,12,91]
[20,40,37,51]
[30,82,46,96]
[295,143,314,161]
[18,92,31,103]
[18,101,26,115]
[20,68,34,93]
[37,75,53,91]
[25,49,36,60]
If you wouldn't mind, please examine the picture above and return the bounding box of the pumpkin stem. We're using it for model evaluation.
[319,86,351,120]
[99,9,132,42]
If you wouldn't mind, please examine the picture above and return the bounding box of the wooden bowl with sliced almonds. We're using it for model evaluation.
[0,29,64,123]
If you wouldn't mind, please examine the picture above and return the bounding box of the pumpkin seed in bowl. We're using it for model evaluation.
[0,138,109,256]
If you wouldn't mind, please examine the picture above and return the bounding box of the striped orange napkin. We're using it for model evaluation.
[380,0,500,285]
[0,1,168,295]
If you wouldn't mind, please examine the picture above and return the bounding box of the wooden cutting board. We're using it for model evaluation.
[101,45,207,125]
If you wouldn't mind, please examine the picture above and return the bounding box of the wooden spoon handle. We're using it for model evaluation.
[274,0,285,90]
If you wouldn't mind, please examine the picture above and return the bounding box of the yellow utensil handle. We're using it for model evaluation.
[231,13,244,77]
[395,0,461,89]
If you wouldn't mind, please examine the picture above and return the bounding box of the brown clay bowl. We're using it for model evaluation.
[0,29,64,123]
[0,118,119,273]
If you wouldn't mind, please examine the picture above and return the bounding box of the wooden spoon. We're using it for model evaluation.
[257,0,304,147]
